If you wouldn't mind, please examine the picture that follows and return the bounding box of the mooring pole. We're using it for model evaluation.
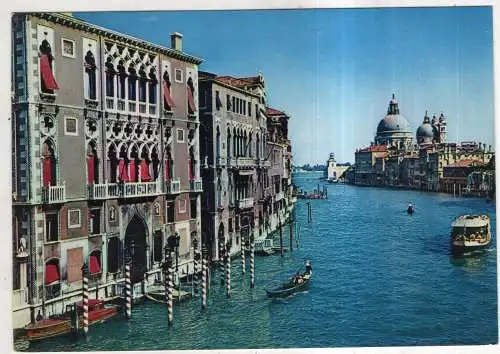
[250,234,255,288]
[167,257,174,326]
[225,242,231,297]
[289,219,293,252]
[81,263,89,336]
[219,238,225,286]
[192,239,200,297]
[125,263,132,319]
[241,231,246,276]
[201,246,207,310]
[279,221,284,257]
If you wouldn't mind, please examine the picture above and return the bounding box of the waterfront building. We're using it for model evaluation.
[441,159,486,195]
[353,145,388,186]
[11,13,202,328]
[197,73,295,260]
[324,153,350,182]
[197,72,267,259]
[351,94,494,192]
[265,107,294,229]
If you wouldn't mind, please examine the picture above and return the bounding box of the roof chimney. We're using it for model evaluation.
[170,32,183,52]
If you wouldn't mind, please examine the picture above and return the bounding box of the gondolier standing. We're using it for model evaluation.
[304,260,312,275]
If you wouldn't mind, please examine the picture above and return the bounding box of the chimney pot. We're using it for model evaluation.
[170,32,183,52]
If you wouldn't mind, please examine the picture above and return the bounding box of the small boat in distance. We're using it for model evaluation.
[450,215,491,254]
[407,203,414,215]
[266,261,312,298]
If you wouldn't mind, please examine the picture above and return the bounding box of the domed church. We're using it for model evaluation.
[416,111,447,145]
[374,94,413,150]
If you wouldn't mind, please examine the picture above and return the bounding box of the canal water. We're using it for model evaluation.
[26,172,498,351]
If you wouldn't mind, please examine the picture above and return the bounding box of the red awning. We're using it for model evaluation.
[45,263,60,285]
[187,86,197,113]
[163,83,175,109]
[140,160,152,182]
[118,159,129,182]
[129,159,137,182]
[89,254,101,274]
[40,54,59,90]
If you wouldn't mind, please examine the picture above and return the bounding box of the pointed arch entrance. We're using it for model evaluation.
[125,214,148,283]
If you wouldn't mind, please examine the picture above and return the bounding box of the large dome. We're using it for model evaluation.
[377,114,411,133]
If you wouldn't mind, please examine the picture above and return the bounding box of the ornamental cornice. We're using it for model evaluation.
[29,12,203,65]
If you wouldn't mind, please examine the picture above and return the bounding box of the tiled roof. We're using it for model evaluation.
[446,159,485,168]
[356,145,388,153]
[266,107,286,116]
[216,76,260,87]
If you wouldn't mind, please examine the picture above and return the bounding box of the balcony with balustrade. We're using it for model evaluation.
[237,197,254,210]
[275,191,284,202]
[237,157,257,168]
[165,179,181,195]
[216,156,227,168]
[189,179,203,193]
[228,157,237,169]
[87,181,161,200]
[41,184,66,204]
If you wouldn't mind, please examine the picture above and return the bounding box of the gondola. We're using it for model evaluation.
[407,203,414,215]
[266,261,312,298]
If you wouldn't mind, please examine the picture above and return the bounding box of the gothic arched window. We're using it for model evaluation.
[149,68,158,105]
[84,47,97,100]
[128,67,137,101]
[39,38,59,94]
[105,57,115,98]
[138,66,147,103]
[87,143,99,184]
[117,61,127,100]
[162,71,175,111]
[41,141,56,186]
[187,77,196,114]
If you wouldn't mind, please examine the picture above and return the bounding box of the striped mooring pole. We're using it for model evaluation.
[219,239,225,285]
[250,236,255,288]
[225,246,231,297]
[193,248,199,296]
[167,257,174,326]
[81,263,89,335]
[241,232,246,275]
[201,246,208,310]
[125,263,132,319]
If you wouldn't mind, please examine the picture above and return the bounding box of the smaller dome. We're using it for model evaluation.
[416,123,434,138]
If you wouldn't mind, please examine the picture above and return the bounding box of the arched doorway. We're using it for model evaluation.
[125,215,148,283]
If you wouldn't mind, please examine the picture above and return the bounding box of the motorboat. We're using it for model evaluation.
[450,215,491,254]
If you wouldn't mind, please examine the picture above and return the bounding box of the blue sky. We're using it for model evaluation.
[76,7,494,165]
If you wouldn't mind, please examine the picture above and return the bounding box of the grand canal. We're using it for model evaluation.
[26,172,497,351]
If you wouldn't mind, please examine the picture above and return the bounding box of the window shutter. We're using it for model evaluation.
[118,159,129,182]
[140,160,152,182]
[129,159,137,182]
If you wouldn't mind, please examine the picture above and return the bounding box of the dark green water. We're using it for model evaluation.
[26,173,498,351]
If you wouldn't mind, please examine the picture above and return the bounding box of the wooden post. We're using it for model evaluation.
[226,252,231,297]
[167,259,173,326]
[250,238,255,288]
[82,263,89,335]
[289,220,293,252]
[201,247,207,310]
[279,222,283,257]
[241,232,246,276]
[125,263,132,319]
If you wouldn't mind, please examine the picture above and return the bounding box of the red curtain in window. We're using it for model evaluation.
[163,83,175,109]
[40,54,59,90]
[140,160,152,182]
[129,160,137,182]
[165,159,170,181]
[118,159,129,182]
[87,155,95,184]
[42,157,52,186]
[45,263,60,285]
[89,254,101,274]
[187,86,197,112]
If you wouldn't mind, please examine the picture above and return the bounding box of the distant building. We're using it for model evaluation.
[441,159,486,195]
[325,153,350,181]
